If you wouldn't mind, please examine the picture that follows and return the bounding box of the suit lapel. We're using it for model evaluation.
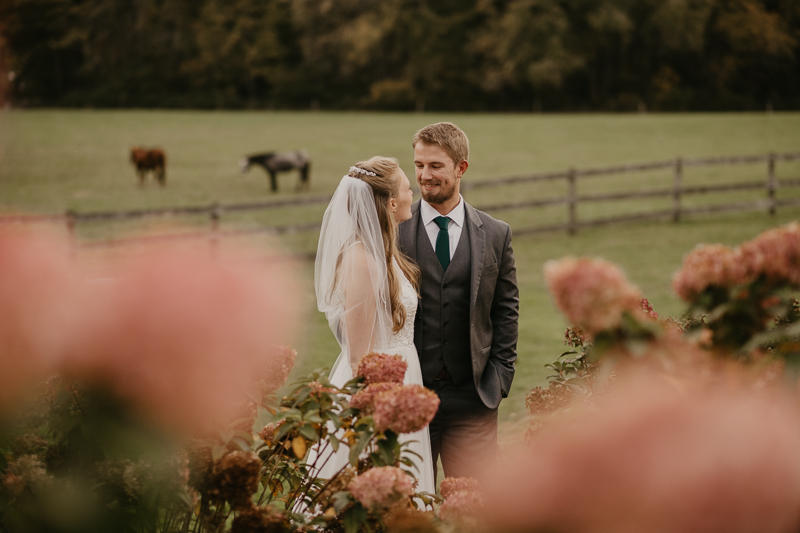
[405,201,422,262]
[465,202,485,310]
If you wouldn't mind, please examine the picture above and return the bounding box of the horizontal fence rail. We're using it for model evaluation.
[2,151,799,249]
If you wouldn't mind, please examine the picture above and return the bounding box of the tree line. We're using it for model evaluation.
[0,0,798,111]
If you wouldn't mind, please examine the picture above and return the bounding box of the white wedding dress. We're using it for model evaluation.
[322,260,434,496]
[312,175,435,500]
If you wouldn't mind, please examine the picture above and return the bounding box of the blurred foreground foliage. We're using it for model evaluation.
[0,361,443,533]
[0,0,798,111]
[527,221,800,427]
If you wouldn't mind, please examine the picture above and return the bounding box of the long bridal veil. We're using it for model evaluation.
[315,175,392,380]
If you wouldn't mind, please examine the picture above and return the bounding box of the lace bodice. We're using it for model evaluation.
[387,262,417,350]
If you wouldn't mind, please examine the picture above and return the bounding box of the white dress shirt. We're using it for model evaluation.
[420,196,465,261]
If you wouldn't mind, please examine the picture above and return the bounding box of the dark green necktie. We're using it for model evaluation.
[434,216,451,270]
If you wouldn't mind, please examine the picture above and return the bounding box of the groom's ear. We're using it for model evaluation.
[456,160,469,179]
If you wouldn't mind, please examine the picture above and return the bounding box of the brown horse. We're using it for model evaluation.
[130,147,166,186]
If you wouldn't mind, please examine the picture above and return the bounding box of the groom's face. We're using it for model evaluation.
[414,142,463,208]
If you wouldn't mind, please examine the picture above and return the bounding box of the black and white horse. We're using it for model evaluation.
[239,150,311,192]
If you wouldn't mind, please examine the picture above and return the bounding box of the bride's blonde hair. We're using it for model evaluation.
[348,156,420,333]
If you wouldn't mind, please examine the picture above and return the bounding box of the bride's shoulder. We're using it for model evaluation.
[342,240,380,274]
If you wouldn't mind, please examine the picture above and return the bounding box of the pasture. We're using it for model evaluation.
[1,110,800,434]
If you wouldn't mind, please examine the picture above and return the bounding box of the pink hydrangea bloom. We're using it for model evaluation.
[672,244,747,301]
[544,257,643,335]
[349,466,413,512]
[739,222,800,288]
[356,352,407,385]
[65,242,300,435]
[372,385,440,434]
[440,477,481,499]
[0,227,76,412]
[483,367,800,533]
[438,489,484,524]
[350,382,401,413]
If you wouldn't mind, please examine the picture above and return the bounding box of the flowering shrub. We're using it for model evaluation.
[372,385,440,434]
[355,352,408,384]
[672,222,800,357]
[350,382,401,413]
[532,222,800,446]
[544,257,645,336]
[439,476,481,499]
[438,489,484,526]
[492,368,800,533]
[348,466,414,512]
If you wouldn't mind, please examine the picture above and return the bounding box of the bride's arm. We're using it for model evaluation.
[343,242,379,372]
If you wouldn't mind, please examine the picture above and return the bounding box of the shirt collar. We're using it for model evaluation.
[420,195,465,227]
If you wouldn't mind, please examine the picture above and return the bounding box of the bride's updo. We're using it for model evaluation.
[349,157,420,333]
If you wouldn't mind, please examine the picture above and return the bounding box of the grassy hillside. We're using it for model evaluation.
[2,110,799,433]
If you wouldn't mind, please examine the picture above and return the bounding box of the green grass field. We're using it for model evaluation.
[2,110,800,437]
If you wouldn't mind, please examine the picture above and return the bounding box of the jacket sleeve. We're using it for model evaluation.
[490,223,519,398]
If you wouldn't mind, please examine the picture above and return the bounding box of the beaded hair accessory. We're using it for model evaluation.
[349,166,377,177]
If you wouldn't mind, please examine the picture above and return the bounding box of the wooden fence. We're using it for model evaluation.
[1,151,799,249]
[461,151,800,236]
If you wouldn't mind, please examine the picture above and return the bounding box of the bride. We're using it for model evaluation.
[314,156,435,496]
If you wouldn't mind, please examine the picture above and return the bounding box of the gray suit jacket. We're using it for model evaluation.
[398,200,519,409]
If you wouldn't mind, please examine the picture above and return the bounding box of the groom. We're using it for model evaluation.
[398,122,519,482]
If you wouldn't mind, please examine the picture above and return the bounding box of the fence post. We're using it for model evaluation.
[567,168,577,236]
[672,157,683,223]
[767,152,776,216]
[210,204,220,256]
[65,210,77,253]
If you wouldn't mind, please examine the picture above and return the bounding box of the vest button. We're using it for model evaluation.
[443,302,449,307]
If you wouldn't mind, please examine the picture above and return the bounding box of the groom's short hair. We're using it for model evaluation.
[412,122,469,167]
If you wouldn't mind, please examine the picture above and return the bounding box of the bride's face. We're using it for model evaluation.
[390,168,414,223]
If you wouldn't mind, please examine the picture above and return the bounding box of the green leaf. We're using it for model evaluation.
[298,423,319,442]
[331,491,353,512]
[329,433,340,452]
[327,411,343,430]
[275,421,298,441]
[349,431,373,466]
[342,503,367,533]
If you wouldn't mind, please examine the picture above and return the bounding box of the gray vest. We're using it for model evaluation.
[417,220,472,387]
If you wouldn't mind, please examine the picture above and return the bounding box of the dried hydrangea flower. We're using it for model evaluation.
[440,476,481,499]
[259,423,277,445]
[1,455,50,496]
[672,244,747,301]
[356,352,407,385]
[739,222,800,288]
[372,385,440,434]
[545,257,643,336]
[438,489,484,525]
[350,382,401,413]
[207,451,261,510]
[349,466,413,512]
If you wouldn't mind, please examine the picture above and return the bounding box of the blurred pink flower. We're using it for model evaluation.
[64,243,299,435]
[439,476,481,499]
[672,243,747,301]
[356,352,407,385]
[372,385,439,434]
[349,466,413,512]
[261,345,296,394]
[350,382,401,413]
[438,489,484,525]
[544,257,642,335]
[0,227,76,411]
[483,369,800,533]
[2,455,50,496]
[739,222,800,288]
